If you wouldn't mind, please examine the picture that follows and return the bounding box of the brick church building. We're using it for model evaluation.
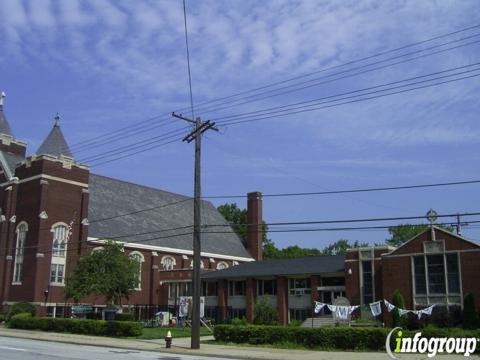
[0,94,261,318]
[1,94,479,325]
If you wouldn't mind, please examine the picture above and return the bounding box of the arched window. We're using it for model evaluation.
[216,261,229,270]
[13,222,27,284]
[52,225,67,257]
[161,255,176,270]
[130,251,145,291]
[190,259,205,269]
[50,223,69,285]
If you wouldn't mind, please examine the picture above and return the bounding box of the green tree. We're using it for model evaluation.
[386,224,454,247]
[218,203,367,259]
[66,241,140,306]
[253,296,278,325]
[217,203,273,255]
[463,293,479,329]
[391,289,407,328]
[322,239,369,255]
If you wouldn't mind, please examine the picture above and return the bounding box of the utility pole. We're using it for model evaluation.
[455,213,468,236]
[172,112,217,349]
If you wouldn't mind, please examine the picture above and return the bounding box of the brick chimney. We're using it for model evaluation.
[247,191,263,261]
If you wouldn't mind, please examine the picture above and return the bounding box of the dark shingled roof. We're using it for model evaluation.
[88,174,252,259]
[37,122,73,158]
[0,152,24,177]
[202,255,345,279]
[0,105,14,136]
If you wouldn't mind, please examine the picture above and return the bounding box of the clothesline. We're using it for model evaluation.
[314,299,436,319]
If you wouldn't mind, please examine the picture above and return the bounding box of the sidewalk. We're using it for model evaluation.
[0,327,469,359]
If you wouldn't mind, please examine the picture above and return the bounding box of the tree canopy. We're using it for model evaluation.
[218,203,368,259]
[66,241,140,305]
[385,224,454,247]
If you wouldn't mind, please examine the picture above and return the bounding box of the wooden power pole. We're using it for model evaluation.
[172,112,217,349]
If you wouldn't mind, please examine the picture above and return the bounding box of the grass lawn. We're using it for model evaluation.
[137,326,212,339]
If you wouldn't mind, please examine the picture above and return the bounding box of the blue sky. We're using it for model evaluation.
[1,0,480,249]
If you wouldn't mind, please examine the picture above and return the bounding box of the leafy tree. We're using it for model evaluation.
[322,239,369,255]
[253,296,278,325]
[66,241,140,306]
[217,203,272,252]
[386,224,454,247]
[218,203,367,259]
[463,293,479,329]
[391,289,407,328]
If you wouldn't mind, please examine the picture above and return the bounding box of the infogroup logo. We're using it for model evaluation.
[385,327,478,359]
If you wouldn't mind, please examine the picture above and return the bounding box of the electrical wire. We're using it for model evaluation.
[203,179,480,199]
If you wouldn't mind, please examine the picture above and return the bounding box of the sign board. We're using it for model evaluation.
[71,305,93,315]
[178,296,205,318]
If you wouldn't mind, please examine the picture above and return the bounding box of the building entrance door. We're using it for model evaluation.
[320,290,345,315]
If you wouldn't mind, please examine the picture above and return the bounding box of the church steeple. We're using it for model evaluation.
[0,91,14,137]
[36,113,74,158]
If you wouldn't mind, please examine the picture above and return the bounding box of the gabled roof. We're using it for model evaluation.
[202,255,345,279]
[87,174,252,259]
[36,115,73,158]
[384,225,480,256]
[0,151,24,179]
[0,92,14,137]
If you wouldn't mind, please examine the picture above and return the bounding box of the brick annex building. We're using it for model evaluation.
[203,227,480,325]
[0,95,262,318]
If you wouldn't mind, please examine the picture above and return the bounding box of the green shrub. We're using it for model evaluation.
[253,297,277,325]
[230,317,248,326]
[214,325,389,350]
[391,290,407,328]
[287,320,302,327]
[8,314,142,337]
[463,293,479,329]
[7,302,36,322]
[0,314,5,323]
[213,325,480,352]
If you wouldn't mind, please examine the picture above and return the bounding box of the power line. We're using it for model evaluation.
[63,23,480,153]
[189,35,480,116]
[203,220,480,234]
[215,62,480,123]
[174,23,480,114]
[4,218,479,256]
[81,127,188,163]
[218,70,480,127]
[82,65,480,167]
[204,180,480,199]
[204,211,480,227]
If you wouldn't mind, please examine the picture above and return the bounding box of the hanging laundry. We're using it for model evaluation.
[420,304,436,316]
[384,299,396,312]
[370,301,382,317]
[335,306,349,320]
[327,305,337,313]
[411,310,422,319]
[348,305,360,315]
[314,302,326,314]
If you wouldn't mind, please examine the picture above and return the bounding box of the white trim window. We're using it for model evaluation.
[50,223,68,286]
[161,255,176,270]
[216,261,229,270]
[13,222,28,284]
[190,259,205,269]
[288,278,311,296]
[130,251,145,291]
[52,225,67,257]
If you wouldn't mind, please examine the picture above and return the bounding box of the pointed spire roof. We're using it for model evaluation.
[0,91,14,137]
[36,113,74,158]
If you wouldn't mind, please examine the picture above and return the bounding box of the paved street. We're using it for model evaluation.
[0,336,234,360]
